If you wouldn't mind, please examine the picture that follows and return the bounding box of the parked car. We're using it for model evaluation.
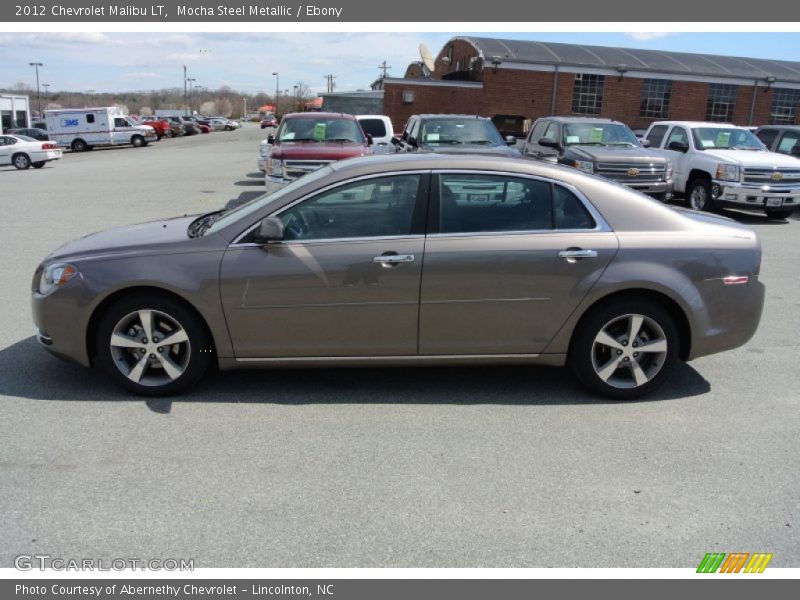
[644,121,800,219]
[393,114,520,157]
[208,117,238,131]
[262,112,373,192]
[137,118,173,140]
[356,115,394,154]
[31,154,764,399]
[261,117,278,129]
[6,127,50,141]
[0,134,62,169]
[754,125,800,159]
[519,117,673,200]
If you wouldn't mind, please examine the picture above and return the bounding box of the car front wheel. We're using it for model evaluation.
[569,299,678,400]
[95,294,212,396]
[687,178,713,211]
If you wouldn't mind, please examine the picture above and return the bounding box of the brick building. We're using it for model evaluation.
[376,37,800,136]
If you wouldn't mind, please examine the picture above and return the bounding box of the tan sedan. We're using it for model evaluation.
[32,154,764,399]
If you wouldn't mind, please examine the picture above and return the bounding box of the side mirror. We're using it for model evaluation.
[253,217,285,243]
[666,140,689,153]
[390,136,401,146]
[640,139,651,148]
[366,134,373,146]
[538,137,560,150]
[267,134,275,144]
[506,135,517,146]
[790,145,800,157]
[407,136,417,147]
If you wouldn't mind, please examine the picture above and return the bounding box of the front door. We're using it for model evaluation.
[220,173,428,358]
[419,172,618,355]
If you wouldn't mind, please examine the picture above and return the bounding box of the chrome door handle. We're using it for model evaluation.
[558,249,598,259]
[373,254,415,264]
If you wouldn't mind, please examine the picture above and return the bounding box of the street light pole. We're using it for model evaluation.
[293,85,298,112]
[272,72,279,116]
[29,62,43,117]
[42,83,50,108]
[187,78,196,114]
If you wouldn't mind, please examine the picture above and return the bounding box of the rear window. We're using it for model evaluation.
[646,124,668,148]
[358,118,387,138]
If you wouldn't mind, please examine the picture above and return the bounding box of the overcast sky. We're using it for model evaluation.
[2,31,798,95]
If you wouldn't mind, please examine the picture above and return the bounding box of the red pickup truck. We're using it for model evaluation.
[138,118,173,140]
[263,112,373,193]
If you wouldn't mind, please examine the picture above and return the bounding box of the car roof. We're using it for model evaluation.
[538,116,617,124]
[282,112,356,120]
[651,121,739,128]
[414,114,491,121]
[756,124,800,131]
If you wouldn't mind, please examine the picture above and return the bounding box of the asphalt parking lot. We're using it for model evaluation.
[1,124,798,568]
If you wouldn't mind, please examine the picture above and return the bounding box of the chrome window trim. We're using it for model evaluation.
[230,170,431,246]
[230,234,426,248]
[432,169,613,234]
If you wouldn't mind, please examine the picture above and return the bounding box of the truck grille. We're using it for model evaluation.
[284,160,335,179]
[596,162,667,183]
[743,168,800,186]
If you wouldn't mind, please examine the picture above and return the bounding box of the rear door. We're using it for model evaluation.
[220,172,430,358]
[419,171,618,355]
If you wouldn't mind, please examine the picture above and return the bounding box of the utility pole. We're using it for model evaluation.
[378,61,391,79]
[42,83,50,108]
[187,78,196,113]
[272,72,279,116]
[324,74,336,93]
[183,65,188,116]
[29,62,43,117]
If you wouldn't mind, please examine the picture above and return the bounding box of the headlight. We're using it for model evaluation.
[38,263,79,295]
[715,163,740,182]
[266,158,284,178]
[572,160,594,173]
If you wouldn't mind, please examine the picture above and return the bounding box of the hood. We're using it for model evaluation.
[271,141,371,160]
[702,149,800,168]
[568,145,668,164]
[418,144,521,157]
[46,215,200,262]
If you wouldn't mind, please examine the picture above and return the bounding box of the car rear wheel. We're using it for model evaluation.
[32,161,45,168]
[765,208,793,220]
[13,154,32,169]
[687,178,713,211]
[95,294,212,396]
[569,299,678,400]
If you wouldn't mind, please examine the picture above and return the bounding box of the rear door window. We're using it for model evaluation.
[358,118,387,138]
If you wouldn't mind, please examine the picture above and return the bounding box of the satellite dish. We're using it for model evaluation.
[419,43,435,77]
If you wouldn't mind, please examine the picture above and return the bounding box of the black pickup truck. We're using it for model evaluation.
[519,116,674,200]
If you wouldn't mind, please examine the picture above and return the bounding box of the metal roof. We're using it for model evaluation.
[457,37,800,84]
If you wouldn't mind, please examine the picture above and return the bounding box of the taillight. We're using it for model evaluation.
[42,142,57,150]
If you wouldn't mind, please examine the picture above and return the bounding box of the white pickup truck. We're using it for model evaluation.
[643,121,800,219]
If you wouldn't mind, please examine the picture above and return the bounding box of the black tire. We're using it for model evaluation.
[72,139,88,152]
[13,154,32,170]
[32,161,45,169]
[765,208,793,220]
[568,298,679,400]
[94,293,213,396]
[649,193,667,202]
[131,135,145,147]
[687,177,713,212]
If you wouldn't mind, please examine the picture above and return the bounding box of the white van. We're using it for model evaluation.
[356,115,394,154]
[45,107,157,152]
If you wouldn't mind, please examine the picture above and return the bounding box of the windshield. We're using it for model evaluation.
[419,119,504,146]
[691,127,766,150]
[562,123,640,146]
[204,165,335,235]
[278,117,365,143]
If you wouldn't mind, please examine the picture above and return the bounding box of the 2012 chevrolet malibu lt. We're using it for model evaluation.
[32,154,764,399]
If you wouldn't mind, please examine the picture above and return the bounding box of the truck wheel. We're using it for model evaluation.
[71,139,88,152]
[765,208,793,220]
[13,154,31,170]
[687,178,713,211]
[131,135,145,147]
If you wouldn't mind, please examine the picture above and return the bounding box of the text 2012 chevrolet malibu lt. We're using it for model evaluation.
[32,154,764,399]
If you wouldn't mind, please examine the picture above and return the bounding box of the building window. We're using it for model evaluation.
[572,74,605,115]
[769,88,800,125]
[640,79,672,119]
[706,84,737,122]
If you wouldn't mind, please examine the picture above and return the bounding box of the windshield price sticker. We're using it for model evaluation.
[590,128,604,143]
[313,123,327,141]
